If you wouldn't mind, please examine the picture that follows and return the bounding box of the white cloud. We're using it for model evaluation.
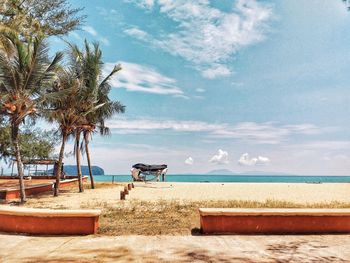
[125,0,272,78]
[108,118,225,132]
[212,122,324,144]
[323,154,350,162]
[82,25,98,36]
[185,156,194,165]
[124,27,150,40]
[201,65,231,79]
[125,0,154,10]
[195,88,205,93]
[69,32,83,41]
[97,7,124,25]
[108,118,332,145]
[209,149,229,164]
[82,25,110,46]
[99,37,110,46]
[238,153,270,166]
[288,140,350,151]
[105,61,184,96]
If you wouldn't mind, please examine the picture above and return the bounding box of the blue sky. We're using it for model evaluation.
[45,0,350,175]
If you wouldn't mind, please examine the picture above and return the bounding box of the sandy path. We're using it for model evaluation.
[0,233,349,262]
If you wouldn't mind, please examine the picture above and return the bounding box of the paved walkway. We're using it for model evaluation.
[0,234,349,262]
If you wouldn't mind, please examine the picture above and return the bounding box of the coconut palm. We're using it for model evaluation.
[67,40,125,190]
[0,32,63,202]
[83,93,125,189]
[45,69,83,196]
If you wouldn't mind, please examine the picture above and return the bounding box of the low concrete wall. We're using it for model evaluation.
[0,177,88,201]
[199,208,350,234]
[0,175,87,180]
[0,206,101,235]
[0,183,53,201]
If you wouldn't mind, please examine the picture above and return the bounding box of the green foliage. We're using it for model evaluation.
[0,122,12,161]
[0,0,85,37]
[0,33,63,127]
[0,124,58,162]
[67,40,125,135]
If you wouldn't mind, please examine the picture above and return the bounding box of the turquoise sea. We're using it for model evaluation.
[94,174,350,183]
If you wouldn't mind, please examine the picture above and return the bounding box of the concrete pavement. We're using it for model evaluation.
[0,233,349,262]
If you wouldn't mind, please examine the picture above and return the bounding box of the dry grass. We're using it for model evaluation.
[84,199,350,236]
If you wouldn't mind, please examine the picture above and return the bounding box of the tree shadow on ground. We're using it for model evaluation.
[265,241,347,263]
[173,248,259,263]
[25,247,138,263]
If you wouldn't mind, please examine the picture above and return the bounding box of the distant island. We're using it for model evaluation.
[49,165,105,176]
[206,169,293,176]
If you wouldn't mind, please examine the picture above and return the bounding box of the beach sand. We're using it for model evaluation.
[21,182,350,210]
[128,182,350,203]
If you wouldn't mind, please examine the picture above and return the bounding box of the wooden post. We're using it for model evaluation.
[124,186,129,195]
[127,184,132,190]
[120,191,125,200]
[131,183,134,188]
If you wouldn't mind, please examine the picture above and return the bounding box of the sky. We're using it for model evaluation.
[37,0,350,175]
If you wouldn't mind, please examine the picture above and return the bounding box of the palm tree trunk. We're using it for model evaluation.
[84,132,95,189]
[54,132,67,196]
[75,131,83,192]
[11,124,26,203]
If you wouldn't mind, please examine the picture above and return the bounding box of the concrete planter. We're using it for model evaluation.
[199,208,350,234]
[0,206,101,235]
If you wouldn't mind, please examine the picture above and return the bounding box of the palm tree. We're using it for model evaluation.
[67,40,125,191]
[83,98,125,189]
[45,69,82,196]
[0,32,63,202]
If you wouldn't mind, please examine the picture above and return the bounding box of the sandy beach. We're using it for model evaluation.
[127,182,350,203]
[22,182,350,210]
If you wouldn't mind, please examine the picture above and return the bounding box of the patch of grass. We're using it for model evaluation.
[92,199,350,236]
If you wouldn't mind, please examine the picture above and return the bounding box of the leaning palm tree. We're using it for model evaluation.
[45,69,83,196]
[67,40,125,191]
[0,32,63,202]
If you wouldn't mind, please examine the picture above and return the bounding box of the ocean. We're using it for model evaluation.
[94,174,350,183]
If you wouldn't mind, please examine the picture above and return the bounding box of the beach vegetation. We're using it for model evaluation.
[44,67,83,196]
[0,124,57,163]
[66,40,125,192]
[0,32,63,202]
[0,0,124,199]
[0,0,85,38]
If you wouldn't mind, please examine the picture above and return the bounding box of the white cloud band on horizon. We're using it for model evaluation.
[108,118,330,144]
[124,0,273,79]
